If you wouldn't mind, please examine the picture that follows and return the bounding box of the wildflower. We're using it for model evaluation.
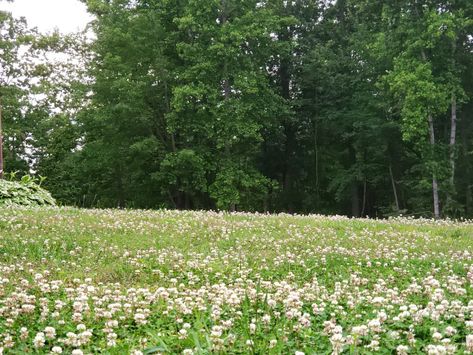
[249,323,256,334]
[396,345,409,355]
[426,344,447,355]
[432,332,443,342]
[19,327,29,340]
[466,335,473,352]
[3,335,14,348]
[134,312,147,325]
[33,332,45,348]
[179,328,188,339]
[44,326,56,339]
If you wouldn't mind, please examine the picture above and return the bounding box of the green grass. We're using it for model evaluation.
[0,208,472,354]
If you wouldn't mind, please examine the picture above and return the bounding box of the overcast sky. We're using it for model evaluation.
[0,0,93,33]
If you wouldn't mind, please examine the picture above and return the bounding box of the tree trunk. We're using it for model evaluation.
[167,191,177,209]
[463,113,473,216]
[467,184,472,217]
[389,164,400,212]
[449,95,457,189]
[428,114,440,219]
[184,193,190,210]
[361,178,367,217]
[351,182,360,218]
[220,3,237,213]
[448,35,457,195]
[281,62,293,196]
[0,96,3,179]
[419,48,440,218]
[162,78,177,153]
[314,118,319,204]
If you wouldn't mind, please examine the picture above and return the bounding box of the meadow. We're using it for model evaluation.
[0,208,473,354]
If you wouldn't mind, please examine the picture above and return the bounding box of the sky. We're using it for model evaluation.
[0,0,93,33]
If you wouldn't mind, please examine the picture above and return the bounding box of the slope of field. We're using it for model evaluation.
[0,208,473,354]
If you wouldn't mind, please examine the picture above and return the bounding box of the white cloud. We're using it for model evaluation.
[0,0,93,33]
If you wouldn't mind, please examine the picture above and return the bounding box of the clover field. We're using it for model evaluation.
[1,208,473,354]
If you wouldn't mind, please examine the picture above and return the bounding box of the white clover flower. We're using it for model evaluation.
[466,335,473,352]
[134,312,147,325]
[366,340,380,351]
[372,297,385,305]
[396,345,409,355]
[352,325,368,336]
[210,325,223,338]
[426,344,447,355]
[432,332,443,341]
[368,319,381,332]
[178,328,188,339]
[44,326,56,339]
[3,335,14,348]
[249,323,256,334]
[19,327,29,340]
[444,326,456,336]
[33,332,45,348]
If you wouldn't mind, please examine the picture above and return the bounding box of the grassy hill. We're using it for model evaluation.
[0,208,473,354]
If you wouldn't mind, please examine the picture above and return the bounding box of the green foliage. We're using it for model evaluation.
[153,149,207,207]
[2,0,473,217]
[209,163,274,211]
[0,175,56,207]
[385,58,449,142]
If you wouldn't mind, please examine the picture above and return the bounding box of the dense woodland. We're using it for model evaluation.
[0,0,472,217]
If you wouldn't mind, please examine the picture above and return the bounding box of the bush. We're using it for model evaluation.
[0,175,56,207]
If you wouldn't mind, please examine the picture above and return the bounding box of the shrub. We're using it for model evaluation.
[0,175,56,207]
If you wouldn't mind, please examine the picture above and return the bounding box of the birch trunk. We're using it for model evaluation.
[0,96,3,179]
[420,49,440,219]
[428,114,440,219]
[449,95,457,188]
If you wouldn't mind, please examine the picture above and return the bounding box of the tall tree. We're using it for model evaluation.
[383,0,469,218]
[80,0,290,210]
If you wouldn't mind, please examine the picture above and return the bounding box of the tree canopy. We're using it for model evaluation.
[1,0,473,218]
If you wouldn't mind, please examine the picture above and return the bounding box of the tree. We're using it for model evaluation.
[79,0,289,210]
[383,0,469,218]
[3,0,472,218]
[0,10,33,174]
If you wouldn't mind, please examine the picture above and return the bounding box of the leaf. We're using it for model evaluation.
[143,346,167,355]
